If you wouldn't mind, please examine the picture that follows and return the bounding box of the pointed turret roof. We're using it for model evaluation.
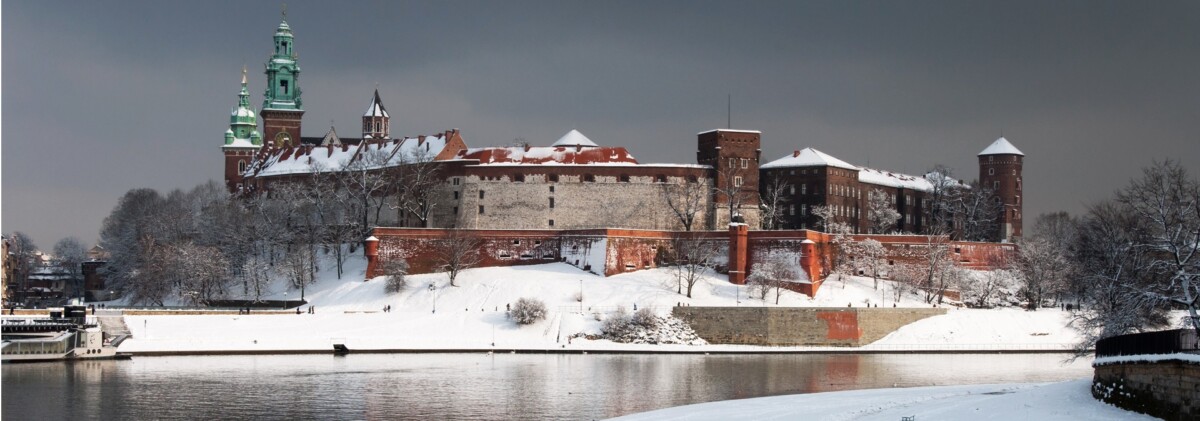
[551,129,598,147]
[320,126,342,146]
[761,147,858,170]
[978,137,1024,156]
[364,89,389,118]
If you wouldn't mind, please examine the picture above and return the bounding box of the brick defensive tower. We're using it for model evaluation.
[978,137,1024,242]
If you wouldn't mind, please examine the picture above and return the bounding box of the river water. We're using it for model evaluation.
[2,353,1092,420]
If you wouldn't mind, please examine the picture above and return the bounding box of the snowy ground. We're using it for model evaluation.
[609,379,1152,421]
[113,253,1088,353]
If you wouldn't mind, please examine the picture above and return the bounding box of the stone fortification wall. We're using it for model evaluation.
[672,307,946,346]
[1093,360,1200,421]
[439,172,713,231]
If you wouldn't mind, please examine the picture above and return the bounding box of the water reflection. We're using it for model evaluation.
[2,353,1091,420]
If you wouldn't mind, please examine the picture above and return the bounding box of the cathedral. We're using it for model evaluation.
[222,15,1024,242]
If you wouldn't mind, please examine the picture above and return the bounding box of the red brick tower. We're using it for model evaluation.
[697,129,762,227]
[978,137,1024,242]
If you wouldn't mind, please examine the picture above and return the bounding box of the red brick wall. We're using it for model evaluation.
[366,227,1015,298]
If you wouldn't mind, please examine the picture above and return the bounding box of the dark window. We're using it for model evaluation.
[549,219,555,227]
[549,174,559,182]
[655,175,667,183]
[513,240,521,245]
[549,197,555,208]
[514,174,525,182]
[453,206,458,214]
[584,174,595,182]
[453,191,459,200]
[479,190,485,199]
[549,185,555,193]
[281,80,289,94]
[620,175,630,183]
[479,205,485,214]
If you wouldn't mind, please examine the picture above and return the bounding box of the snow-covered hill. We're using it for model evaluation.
[114,254,1088,353]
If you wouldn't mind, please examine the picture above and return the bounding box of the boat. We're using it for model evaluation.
[2,306,130,363]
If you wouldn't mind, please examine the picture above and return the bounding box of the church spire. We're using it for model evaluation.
[226,67,262,147]
[362,89,390,140]
[260,10,305,148]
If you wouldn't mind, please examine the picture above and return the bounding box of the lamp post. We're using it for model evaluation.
[429,283,437,313]
[579,279,583,313]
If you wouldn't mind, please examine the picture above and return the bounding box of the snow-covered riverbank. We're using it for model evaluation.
[609,379,1151,420]
[114,258,1086,354]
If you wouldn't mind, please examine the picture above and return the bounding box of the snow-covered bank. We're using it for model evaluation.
[609,379,1152,420]
[116,259,1084,354]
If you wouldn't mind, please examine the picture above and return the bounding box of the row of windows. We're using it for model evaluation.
[727,157,753,169]
[467,174,702,184]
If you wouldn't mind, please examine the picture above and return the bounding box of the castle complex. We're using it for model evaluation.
[221,15,1023,291]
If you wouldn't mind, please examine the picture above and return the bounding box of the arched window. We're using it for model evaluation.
[238,160,247,173]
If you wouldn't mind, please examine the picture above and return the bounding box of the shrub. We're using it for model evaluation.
[602,306,632,336]
[631,307,658,329]
[511,297,547,325]
[383,258,410,294]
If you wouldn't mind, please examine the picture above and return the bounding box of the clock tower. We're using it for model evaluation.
[260,13,304,148]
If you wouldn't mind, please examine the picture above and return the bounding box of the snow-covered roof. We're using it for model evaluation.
[760,148,858,170]
[363,90,389,118]
[223,138,261,149]
[978,137,1024,156]
[458,145,638,165]
[550,129,598,148]
[697,129,763,135]
[251,135,447,178]
[858,167,934,191]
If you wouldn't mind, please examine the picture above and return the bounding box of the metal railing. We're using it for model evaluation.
[1095,329,1199,358]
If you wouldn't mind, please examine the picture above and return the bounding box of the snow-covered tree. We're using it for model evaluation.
[950,181,1003,242]
[1015,238,1072,309]
[511,297,547,325]
[436,229,482,287]
[747,258,798,304]
[1113,161,1200,331]
[758,176,791,230]
[667,232,720,298]
[843,239,888,290]
[866,188,900,234]
[383,257,410,294]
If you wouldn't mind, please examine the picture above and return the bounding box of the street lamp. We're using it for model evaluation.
[428,283,437,313]
[579,279,583,313]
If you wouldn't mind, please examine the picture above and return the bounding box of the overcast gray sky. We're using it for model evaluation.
[3,1,1198,249]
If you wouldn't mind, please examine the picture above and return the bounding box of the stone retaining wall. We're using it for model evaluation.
[1093,359,1200,421]
[672,307,946,346]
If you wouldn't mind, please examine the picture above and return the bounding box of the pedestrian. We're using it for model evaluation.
[633,303,637,311]
[506,303,510,312]
[296,307,301,315]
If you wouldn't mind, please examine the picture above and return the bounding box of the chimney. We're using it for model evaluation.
[793,150,800,158]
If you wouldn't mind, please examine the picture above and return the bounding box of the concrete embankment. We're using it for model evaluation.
[673,307,947,346]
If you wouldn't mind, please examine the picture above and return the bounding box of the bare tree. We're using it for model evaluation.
[1114,160,1200,332]
[844,238,887,290]
[52,237,88,299]
[747,258,798,304]
[436,229,482,287]
[7,232,38,303]
[393,148,445,228]
[661,177,708,231]
[758,176,791,230]
[866,188,900,234]
[1070,200,1172,352]
[713,167,755,225]
[667,232,720,298]
[951,181,1003,241]
[1015,238,1072,309]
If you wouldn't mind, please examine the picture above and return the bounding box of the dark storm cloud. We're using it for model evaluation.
[3,0,1198,248]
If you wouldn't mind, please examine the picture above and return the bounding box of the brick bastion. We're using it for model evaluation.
[672,307,947,347]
